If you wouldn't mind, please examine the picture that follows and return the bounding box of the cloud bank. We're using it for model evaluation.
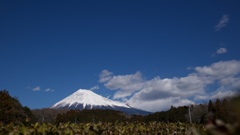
[99,60,240,112]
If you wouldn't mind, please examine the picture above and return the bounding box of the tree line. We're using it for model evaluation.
[143,97,239,124]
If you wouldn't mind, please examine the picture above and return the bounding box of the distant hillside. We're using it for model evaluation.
[55,109,129,123]
[31,108,68,123]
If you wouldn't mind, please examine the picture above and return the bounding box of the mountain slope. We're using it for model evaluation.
[51,89,150,115]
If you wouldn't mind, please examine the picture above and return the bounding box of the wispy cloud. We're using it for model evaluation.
[44,88,55,92]
[212,47,227,57]
[99,60,240,112]
[29,86,54,92]
[32,86,40,91]
[215,14,229,31]
[216,47,227,54]
[90,85,99,91]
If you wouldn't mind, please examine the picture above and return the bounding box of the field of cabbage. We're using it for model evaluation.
[0,122,209,135]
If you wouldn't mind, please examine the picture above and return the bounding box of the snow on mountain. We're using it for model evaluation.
[51,89,129,109]
[51,89,150,115]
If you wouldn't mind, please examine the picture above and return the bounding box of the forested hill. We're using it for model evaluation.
[0,90,35,124]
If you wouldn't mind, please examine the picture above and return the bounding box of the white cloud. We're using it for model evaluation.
[216,47,227,54]
[220,77,240,89]
[194,95,209,101]
[32,86,40,91]
[195,60,240,79]
[99,70,113,83]
[123,74,207,112]
[99,60,240,112]
[99,71,144,99]
[210,90,237,100]
[215,14,229,31]
[44,88,50,92]
[212,47,227,56]
[90,85,99,91]
[30,86,54,92]
[127,97,194,112]
[44,88,54,92]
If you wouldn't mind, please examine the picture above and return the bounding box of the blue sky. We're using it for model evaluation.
[1,1,240,112]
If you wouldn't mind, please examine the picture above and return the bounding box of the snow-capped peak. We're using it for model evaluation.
[51,89,130,109]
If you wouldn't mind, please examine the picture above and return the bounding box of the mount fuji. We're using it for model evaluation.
[51,89,150,115]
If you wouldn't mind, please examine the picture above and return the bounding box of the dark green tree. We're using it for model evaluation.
[208,100,214,112]
[214,98,225,121]
[215,99,221,111]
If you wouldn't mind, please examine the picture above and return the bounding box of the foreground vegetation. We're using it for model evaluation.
[0,122,193,135]
[1,120,239,135]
